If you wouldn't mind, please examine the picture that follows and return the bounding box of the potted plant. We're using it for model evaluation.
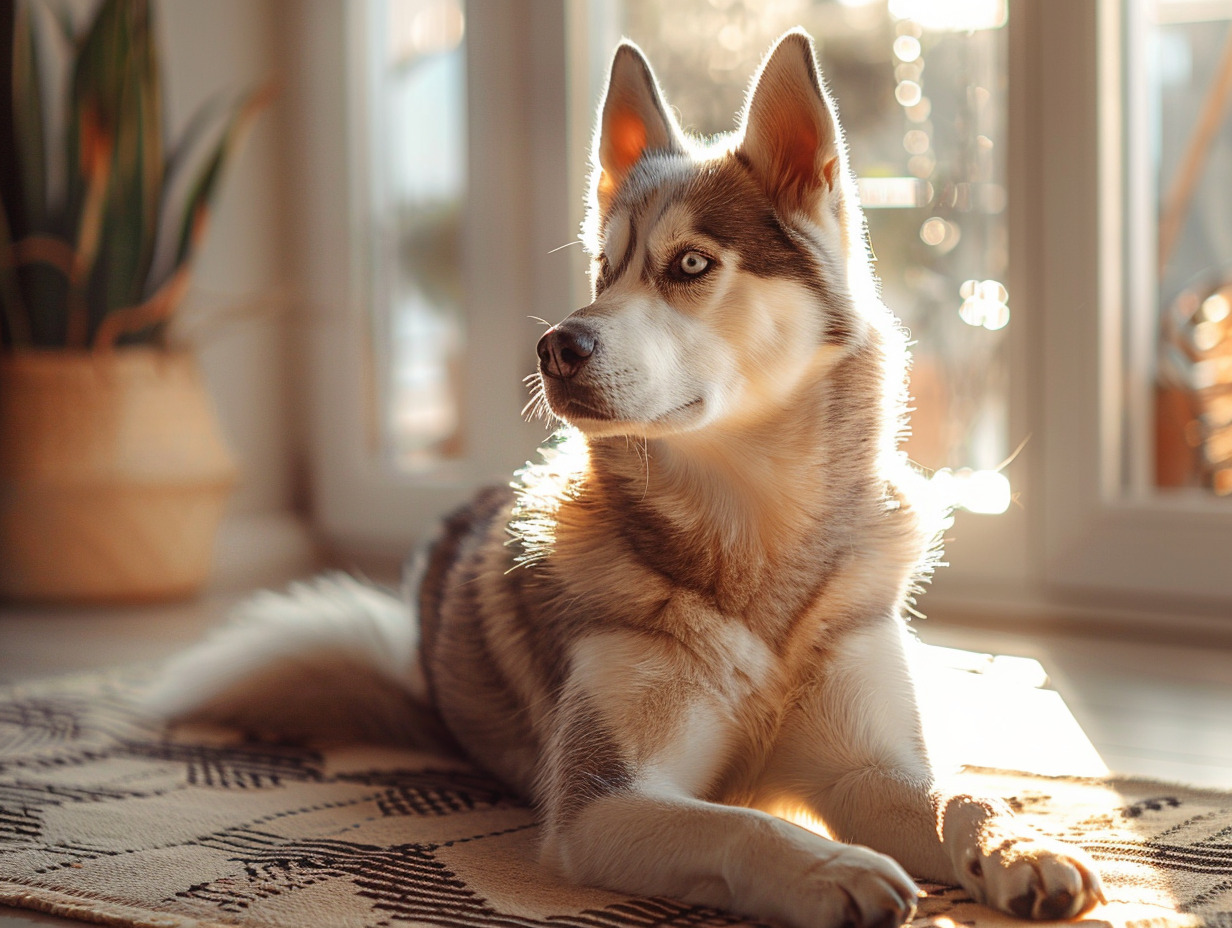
[0,0,268,602]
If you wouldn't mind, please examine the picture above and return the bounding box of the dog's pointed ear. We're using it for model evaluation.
[594,42,681,206]
[739,30,843,218]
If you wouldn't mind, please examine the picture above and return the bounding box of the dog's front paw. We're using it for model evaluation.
[956,836,1105,920]
[792,845,920,928]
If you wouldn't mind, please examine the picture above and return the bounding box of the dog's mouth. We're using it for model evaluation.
[539,377,617,422]
[553,390,705,432]
[539,370,706,433]
[652,397,704,424]
[556,396,617,422]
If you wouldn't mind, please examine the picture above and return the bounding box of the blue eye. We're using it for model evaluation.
[676,251,710,277]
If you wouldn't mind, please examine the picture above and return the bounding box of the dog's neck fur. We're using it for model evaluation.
[574,331,901,620]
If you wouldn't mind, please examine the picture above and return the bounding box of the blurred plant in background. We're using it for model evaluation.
[0,0,269,351]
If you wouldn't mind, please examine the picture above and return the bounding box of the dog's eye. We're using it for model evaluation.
[674,251,711,278]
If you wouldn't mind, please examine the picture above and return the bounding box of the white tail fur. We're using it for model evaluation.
[144,574,432,745]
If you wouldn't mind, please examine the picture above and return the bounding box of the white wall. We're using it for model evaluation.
[158,1,314,585]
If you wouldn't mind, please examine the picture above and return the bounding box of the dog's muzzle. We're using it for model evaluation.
[537,321,597,380]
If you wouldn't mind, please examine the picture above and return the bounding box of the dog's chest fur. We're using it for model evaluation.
[417,329,936,806]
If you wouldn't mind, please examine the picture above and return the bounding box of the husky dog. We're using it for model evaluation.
[156,31,1104,928]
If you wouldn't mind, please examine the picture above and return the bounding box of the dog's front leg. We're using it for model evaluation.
[537,631,920,928]
[545,789,921,928]
[762,615,1104,920]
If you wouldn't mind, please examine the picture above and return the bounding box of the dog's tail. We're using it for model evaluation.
[143,573,437,746]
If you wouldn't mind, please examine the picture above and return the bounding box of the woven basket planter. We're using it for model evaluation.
[0,349,237,603]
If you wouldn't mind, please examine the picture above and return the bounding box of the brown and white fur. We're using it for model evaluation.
[152,31,1104,928]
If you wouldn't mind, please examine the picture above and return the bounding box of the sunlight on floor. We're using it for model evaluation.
[770,642,1113,842]
[913,643,1110,778]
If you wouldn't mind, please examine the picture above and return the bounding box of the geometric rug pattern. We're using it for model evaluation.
[1,672,1230,928]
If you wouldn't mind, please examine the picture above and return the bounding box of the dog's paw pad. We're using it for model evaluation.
[798,847,919,928]
[969,839,1105,920]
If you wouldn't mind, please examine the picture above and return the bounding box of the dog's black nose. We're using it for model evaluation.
[537,322,596,380]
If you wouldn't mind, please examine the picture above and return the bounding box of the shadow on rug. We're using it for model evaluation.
[0,672,1229,928]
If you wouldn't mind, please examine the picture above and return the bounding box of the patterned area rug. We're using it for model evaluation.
[1,672,1230,928]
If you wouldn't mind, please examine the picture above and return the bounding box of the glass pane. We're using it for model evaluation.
[368,0,467,469]
[1147,2,1232,496]
[610,0,1012,514]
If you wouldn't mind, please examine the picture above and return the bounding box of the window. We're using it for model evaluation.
[367,0,469,469]
[1036,1,1232,610]
[1132,1,1232,498]
[289,2,572,549]
[290,1,1232,625]
[583,0,1016,514]
[354,1,1017,513]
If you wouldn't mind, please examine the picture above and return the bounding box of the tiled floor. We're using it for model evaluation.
[2,595,1231,926]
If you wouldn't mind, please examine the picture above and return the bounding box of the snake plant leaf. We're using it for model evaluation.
[61,4,121,337]
[43,0,76,48]
[163,90,231,182]
[87,0,163,339]
[11,0,46,234]
[0,192,33,347]
[64,0,125,247]
[170,83,273,274]
[144,88,229,296]
[108,83,273,345]
[27,0,80,245]
[133,3,163,295]
[1,0,263,349]
[92,258,189,349]
[62,100,110,347]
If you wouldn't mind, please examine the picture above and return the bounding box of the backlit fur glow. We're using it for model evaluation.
[154,29,1106,928]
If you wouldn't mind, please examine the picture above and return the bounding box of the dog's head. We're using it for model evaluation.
[534,30,878,441]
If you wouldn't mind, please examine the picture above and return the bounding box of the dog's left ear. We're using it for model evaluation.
[739,30,843,218]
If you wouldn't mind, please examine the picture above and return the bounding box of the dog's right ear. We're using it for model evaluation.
[594,42,681,209]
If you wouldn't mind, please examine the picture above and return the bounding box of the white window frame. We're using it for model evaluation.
[930,1,1232,632]
[1035,2,1232,606]
[286,1,1232,630]
[284,1,576,552]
